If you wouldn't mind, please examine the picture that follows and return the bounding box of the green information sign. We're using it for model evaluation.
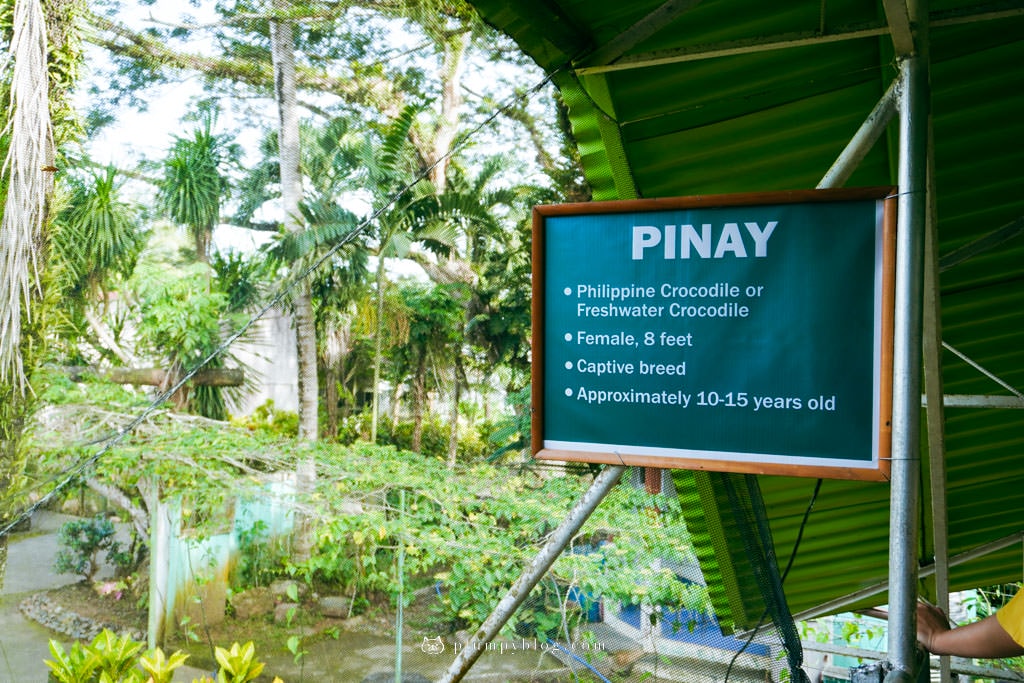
[532,188,895,480]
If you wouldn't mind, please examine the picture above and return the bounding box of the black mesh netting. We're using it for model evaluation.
[713,471,814,683]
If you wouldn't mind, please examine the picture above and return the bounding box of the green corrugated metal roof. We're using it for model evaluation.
[470,0,1024,626]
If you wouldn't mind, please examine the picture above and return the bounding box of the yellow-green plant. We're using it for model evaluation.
[44,640,100,683]
[45,630,285,683]
[213,641,264,683]
[138,647,190,683]
[89,630,145,682]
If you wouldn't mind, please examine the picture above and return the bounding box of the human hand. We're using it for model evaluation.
[916,600,951,652]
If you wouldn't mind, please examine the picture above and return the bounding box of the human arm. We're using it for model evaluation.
[916,601,1024,658]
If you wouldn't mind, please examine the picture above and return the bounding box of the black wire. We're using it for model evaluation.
[723,477,822,682]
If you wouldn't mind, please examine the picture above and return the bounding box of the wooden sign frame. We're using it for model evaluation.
[531,187,895,481]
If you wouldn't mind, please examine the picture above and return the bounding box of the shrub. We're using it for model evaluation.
[53,516,131,582]
[45,629,283,683]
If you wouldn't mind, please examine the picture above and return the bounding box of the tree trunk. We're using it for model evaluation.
[370,254,386,444]
[270,1,316,566]
[83,307,137,366]
[411,352,427,453]
[427,31,467,192]
[1,0,72,589]
[447,355,462,468]
[271,9,317,442]
[324,364,339,439]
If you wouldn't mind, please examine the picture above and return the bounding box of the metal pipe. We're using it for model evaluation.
[817,78,899,189]
[793,532,1024,622]
[924,394,1024,409]
[888,39,930,679]
[941,343,1024,399]
[802,640,1024,681]
[437,464,627,683]
[395,488,405,683]
[922,127,952,682]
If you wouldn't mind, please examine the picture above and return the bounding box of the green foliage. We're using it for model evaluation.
[53,516,130,582]
[209,250,267,314]
[133,265,245,419]
[138,647,189,683]
[136,267,231,372]
[158,113,235,262]
[88,630,145,682]
[486,386,531,462]
[385,415,449,460]
[45,639,100,683]
[289,442,705,639]
[44,630,282,683]
[232,519,290,588]
[213,641,264,683]
[51,167,145,301]
[36,414,708,645]
[233,400,299,437]
[46,631,148,683]
[35,369,147,411]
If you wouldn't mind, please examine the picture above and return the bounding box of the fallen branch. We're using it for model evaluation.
[64,366,244,387]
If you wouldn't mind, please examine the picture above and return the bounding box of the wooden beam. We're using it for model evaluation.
[64,366,244,387]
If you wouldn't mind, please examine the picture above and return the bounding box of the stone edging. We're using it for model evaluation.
[19,592,146,643]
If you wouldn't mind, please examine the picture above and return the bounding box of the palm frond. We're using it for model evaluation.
[379,103,422,174]
[265,198,360,263]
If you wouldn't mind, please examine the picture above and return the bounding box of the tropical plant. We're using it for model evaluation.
[134,265,236,417]
[44,639,101,683]
[138,647,190,683]
[388,280,464,454]
[49,166,145,365]
[0,0,83,588]
[213,641,264,683]
[52,167,144,299]
[44,630,284,683]
[88,629,145,682]
[158,113,233,265]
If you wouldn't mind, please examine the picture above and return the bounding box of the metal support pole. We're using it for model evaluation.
[817,78,899,189]
[887,40,930,683]
[922,125,954,683]
[437,464,627,683]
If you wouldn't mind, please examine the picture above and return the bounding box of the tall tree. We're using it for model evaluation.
[389,281,462,455]
[270,0,318,566]
[270,0,318,442]
[0,0,82,587]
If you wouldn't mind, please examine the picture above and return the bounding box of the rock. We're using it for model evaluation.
[19,592,144,643]
[231,587,275,620]
[318,595,351,618]
[270,579,305,599]
[274,602,300,624]
[341,615,365,630]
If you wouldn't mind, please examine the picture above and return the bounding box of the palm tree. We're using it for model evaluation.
[50,166,145,365]
[256,107,459,444]
[158,115,230,266]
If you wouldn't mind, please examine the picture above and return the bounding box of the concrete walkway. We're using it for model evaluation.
[0,510,207,683]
